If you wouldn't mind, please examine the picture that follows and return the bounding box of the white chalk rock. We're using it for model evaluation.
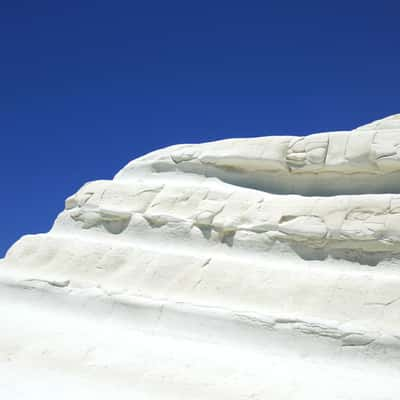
[2,114,400,399]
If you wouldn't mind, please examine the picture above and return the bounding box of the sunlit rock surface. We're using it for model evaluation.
[2,114,400,399]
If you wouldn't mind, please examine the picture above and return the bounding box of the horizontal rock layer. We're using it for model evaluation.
[117,114,400,195]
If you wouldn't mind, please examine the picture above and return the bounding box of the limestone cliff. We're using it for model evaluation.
[1,115,400,399]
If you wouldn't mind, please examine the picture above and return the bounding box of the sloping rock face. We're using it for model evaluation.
[2,114,400,399]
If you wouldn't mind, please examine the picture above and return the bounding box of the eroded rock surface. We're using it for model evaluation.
[2,114,400,399]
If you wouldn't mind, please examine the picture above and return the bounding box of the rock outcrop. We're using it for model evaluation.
[1,114,400,399]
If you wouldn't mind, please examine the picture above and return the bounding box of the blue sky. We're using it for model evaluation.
[1,0,399,256]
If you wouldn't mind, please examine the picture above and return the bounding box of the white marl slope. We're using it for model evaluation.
[1,114,400,399]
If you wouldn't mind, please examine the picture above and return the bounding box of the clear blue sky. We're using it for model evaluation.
[1,0,399,256]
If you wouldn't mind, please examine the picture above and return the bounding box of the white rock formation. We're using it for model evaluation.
[2,114,400,399]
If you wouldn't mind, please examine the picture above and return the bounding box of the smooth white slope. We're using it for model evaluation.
[1,278,399,400]
[2,114,400,399]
